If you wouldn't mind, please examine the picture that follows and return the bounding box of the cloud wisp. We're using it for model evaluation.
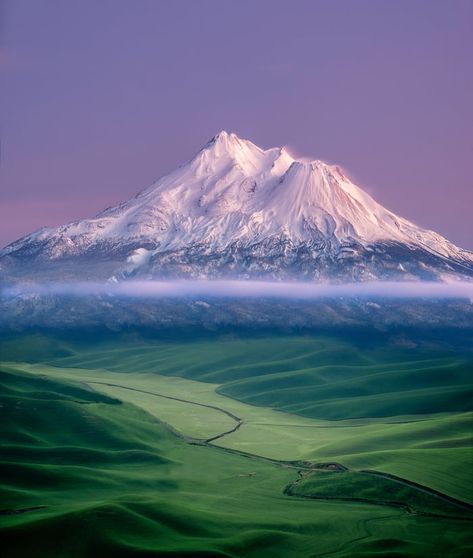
[2,280,473,301]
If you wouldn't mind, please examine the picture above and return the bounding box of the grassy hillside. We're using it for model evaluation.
[1,330,472,556]
[6,359,473,504]
[1,367,473,557]
[287,470,472,518]
[19,332,470,420]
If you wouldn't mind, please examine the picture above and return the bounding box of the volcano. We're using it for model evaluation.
[2,131,472,282]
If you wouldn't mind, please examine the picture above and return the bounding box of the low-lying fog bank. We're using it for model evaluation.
[2,280,473,333]
[3,279,473,301]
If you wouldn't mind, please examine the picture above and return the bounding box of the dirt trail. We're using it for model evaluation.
[86,380,473,515]
[361,470,473,512]
[87,381,242,443]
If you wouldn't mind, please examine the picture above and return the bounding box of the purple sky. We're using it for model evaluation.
[1,0,472,249]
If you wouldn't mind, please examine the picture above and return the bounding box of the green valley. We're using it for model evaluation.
[1,330,472,557]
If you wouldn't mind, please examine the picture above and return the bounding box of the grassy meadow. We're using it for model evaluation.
[1,330,472,556]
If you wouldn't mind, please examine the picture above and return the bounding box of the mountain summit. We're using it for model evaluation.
[2,131,473,282]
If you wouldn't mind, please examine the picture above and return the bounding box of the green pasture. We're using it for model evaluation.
[1,330,472,556]
[3,338,473,504]
[1,367,472,557]
[287,470,471,518]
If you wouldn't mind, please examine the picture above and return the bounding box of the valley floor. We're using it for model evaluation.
[1,331,472,556]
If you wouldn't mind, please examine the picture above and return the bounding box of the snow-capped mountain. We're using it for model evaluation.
[2,131,473,282]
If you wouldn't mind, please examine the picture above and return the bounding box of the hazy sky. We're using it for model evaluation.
[1,0,472,249]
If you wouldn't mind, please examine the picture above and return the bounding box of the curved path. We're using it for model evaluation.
[88,380,242,443]
[361,470,473,512]
[86,380,473,516]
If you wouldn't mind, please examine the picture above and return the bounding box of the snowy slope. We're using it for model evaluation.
[2,131,473,282]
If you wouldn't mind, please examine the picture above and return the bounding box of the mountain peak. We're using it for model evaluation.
[192,130,268,174]
[206,130,245,150]
[203,132,326,170]
[212,130,235,141]
[2,131,472,283]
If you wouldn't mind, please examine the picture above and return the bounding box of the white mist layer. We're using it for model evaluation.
[3,280,473,301]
